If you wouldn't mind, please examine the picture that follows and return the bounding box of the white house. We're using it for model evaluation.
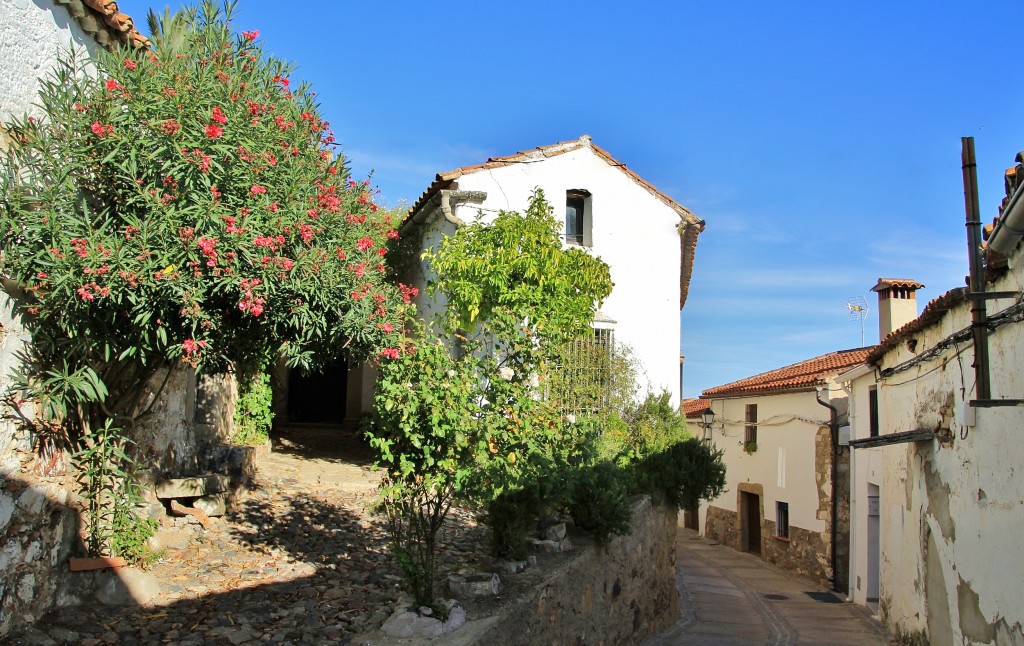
[0,0,146,637]
[398,135,704,410]
[842,153,1024,644]
[696,347,873,588]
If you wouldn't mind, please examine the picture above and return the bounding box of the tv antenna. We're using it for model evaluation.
[847,296,869,346]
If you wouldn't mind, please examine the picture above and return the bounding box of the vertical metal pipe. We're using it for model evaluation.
[961,137,991,401]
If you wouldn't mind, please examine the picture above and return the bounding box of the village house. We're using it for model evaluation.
[694,347,874,589]
[0,0,148,636]
[840,150,1024,644]
[396,135,704,410]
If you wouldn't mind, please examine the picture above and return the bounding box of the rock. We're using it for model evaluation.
[419,606,432,617]
[170,499,211,528]
[544,522,567,541]
[446,572,502,597]
[529,538,560,553]
[138,502,166,521]
[94,568,160,605]
[498,559,529,573]
[12,627,57,645]
[17,486,48,515]
[151,527,195,550]
[381,609,443,639]
[0,491,17,529]
[194,493,227,517]
[442,601,467,634]
[155,474,230,499]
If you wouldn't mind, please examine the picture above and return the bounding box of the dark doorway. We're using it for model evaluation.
[741,491,762,555]
[287,359,347,424]
[683,507,700,531]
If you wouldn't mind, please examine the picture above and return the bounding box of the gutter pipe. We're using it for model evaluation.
[816,386,841,593]
[987,152,1024,256]
[961,138,992,401]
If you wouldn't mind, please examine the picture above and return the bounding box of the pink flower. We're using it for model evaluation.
[197,237,217,258]
[242,30,259,41]
[182,339,207,356]
[356,237,374,252]
[105,78,122,91]
[382,323,393,333]
[90,121,113,137]
[380,348,400,360]
[124,58,137,70]
[210,106,227,125]
[205,124,224,139]
[36,271,48,280]
[386,229,399,240]
[250,184,267,196]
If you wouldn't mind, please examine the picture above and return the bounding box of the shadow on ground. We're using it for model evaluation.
[271,424,376,467]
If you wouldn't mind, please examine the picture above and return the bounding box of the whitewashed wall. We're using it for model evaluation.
[422,147,683,407]
[700,389,834,534]
[0,2,104,637]
[0,0,99,129]
[846,268,1024,642]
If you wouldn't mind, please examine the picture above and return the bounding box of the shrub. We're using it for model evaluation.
[232,366,273,446]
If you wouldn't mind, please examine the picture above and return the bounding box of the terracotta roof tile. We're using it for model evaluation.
[701,347,875,398]
[405,135,704,308]
[682,398,711,418]
[54,0,148,50]
[872,278,925,292]
[866,287,966,364]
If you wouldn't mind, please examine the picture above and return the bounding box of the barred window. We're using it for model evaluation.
[552,327,614,415]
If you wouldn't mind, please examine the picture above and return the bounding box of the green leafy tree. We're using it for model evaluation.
[423,189,614,558]
[0,1,414,443]
[367,328,481,606]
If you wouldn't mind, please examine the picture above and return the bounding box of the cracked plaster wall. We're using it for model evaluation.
[870,265,1024,644]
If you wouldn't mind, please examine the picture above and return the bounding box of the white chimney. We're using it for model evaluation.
[872,278,924,342]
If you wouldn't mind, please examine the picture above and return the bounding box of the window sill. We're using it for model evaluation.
[773,536,790,543]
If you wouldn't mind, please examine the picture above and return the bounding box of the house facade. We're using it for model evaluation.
[696,348,873,588]
[400,135,704,409]
[0,1,147,637]
[842,156,1024,644]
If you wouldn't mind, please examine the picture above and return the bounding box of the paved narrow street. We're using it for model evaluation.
[644,529,890,646]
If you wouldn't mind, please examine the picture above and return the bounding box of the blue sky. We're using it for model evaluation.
[115,1,1024,398]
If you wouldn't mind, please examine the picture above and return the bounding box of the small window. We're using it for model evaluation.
[745,404,758,445]
[565,190,590,246]
[776,501,789,538]
[868,387,879,438]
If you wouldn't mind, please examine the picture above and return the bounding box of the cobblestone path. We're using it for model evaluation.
[9,427,489,645]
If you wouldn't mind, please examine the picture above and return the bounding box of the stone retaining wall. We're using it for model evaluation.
[475,496,679,645]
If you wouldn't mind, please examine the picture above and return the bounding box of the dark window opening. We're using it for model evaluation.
[776,501,789,538]
[868,387,879,438]
[745,404,758,445]
[565,189,590,246]
[566,196,584,245]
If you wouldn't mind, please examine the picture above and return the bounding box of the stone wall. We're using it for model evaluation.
[475,497,679,645]
[704,505,738,547]
[761,521,830,587]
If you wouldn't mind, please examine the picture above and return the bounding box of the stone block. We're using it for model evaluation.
[94,568,160,605]
[544,522,567,542]
[194,493,227,517]
[382,609,443,639]
[155,474,230,499]
[0,490,14,529]
[447,571,502,597]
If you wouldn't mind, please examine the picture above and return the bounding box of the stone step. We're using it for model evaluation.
[155,474,230,499]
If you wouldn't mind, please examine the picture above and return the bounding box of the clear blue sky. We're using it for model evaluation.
[115,1,1024,398]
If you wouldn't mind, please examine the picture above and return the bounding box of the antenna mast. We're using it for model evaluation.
[847,297,869,346]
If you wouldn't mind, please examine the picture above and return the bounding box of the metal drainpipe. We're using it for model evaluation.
[962,137,992,401]
[816,387,840,593]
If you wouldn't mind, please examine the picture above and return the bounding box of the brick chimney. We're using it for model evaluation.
[871,278,925,341]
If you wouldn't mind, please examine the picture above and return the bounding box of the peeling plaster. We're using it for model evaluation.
[925,530,953,646]
[957,576,995,643]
